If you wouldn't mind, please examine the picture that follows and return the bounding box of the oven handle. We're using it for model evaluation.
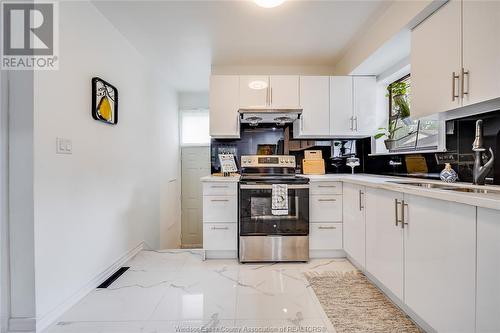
[240,184,310,190]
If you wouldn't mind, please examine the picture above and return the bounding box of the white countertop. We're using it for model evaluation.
[305,174,500,211]
[200,175,241,182]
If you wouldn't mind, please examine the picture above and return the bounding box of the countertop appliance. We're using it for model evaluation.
[238,155,310,262]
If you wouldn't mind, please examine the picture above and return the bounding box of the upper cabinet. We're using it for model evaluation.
[239,75,269,109]
[411,0,500,119]
[239,75,299,109]
[329,76,377,137]
[210,74,378,139]
[294,76,330,138]
[209,75,240,139]
[269,76,300,109]
[462,1,500,107]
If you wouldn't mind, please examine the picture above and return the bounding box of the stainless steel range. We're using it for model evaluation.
[238,155,310,263]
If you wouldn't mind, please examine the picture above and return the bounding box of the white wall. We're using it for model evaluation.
[31,1,180,330]
[178,92,209,110]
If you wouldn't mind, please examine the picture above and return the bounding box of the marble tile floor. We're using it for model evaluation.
[47,250,357,333]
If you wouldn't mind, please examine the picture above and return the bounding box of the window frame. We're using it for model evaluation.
[179,108,210,147]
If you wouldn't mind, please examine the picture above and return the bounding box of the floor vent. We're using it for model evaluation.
[97,267,130,289]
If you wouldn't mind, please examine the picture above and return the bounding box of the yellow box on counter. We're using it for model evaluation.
[304,150,323,160]
[303,159,325,175]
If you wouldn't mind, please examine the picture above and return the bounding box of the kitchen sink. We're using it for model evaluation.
[389,181,500,195]
[444,187,500,195]
[388,181,457,190]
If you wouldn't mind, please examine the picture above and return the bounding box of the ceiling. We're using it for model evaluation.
[93,0,393,91]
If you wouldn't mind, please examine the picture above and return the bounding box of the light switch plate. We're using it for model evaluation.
[56,138,72,155]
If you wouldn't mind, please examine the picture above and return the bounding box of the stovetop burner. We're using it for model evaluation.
[240,175,309,184]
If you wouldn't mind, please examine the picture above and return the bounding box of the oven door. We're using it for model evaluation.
[239,184,309,236]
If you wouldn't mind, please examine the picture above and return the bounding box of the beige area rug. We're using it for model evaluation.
[305,271,423,333]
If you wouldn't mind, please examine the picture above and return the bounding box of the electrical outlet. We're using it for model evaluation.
[56,138,72,155]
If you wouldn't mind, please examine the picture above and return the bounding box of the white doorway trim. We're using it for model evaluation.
[1,69,12,332]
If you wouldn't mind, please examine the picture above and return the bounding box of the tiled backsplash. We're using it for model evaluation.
[365,109,500,185]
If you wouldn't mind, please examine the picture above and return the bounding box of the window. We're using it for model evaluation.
[385,75,439,152]
[180,109,210,146]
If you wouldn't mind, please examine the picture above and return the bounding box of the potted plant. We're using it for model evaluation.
[374,119,402,151]
[386,81,411,124]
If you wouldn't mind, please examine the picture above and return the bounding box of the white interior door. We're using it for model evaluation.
[181,146,210,248]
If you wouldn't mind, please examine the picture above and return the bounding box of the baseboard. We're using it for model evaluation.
[36,242,145,333]
[205,250,237,259]
[8,317,35,332]
[309,249,346,259]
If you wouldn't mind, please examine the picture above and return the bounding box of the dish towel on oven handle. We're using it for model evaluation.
[272,184,288,216]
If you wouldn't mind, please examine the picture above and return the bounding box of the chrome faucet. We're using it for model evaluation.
[472,120,495,185]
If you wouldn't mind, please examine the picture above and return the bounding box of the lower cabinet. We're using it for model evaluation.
[203,223,237,251]
[403,194,476,333]
[342,183,366,268]
[476,207,500,333]
[309,223,343,250]
[365,188,404,300]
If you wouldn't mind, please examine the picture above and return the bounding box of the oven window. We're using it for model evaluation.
[239,188,309,235]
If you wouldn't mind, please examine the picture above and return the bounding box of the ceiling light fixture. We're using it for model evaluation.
[254,0,286,9]
[248,80,268,90]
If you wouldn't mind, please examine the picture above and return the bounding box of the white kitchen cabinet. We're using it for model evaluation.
[462,1,500,107]
[269,75,299,108]
[203,223,237,251]
[309,223,343,250]
[209,75,240,138]
[310,182,342,195]
[330,76,353,136]
[411,0,462,119]
[403,194,476,333]
[353,76,377,136]
[365,188,404,301]
[239,75,299,109]
[330,76,376,137]
[310,195,342,222]
[294,76,330,138]
[202,195,238,223]
[476,207,500,333]
[239,75,269,108]
[342,183,366,268]
[202,182,237,196]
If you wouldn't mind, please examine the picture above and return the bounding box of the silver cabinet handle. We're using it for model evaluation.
[318,199,336,202]
[395,199,401,227]
[401,201,409,228]
[318,226,337,230]
[452,72,460,101]
[211,226,229,230]
[461,68,469,98]
[359,190,364,211]
[210,185,228,188]
[270,87,273,105]
[318,185,336,188]
[211,199,229,202]
[354,117,358,131]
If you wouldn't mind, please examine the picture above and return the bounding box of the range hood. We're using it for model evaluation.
[239,109,302,126]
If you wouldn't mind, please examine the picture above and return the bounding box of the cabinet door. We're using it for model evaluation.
[203,223,237,251]
[463,1,500,106]
[310,195,342,222]
[330,76,354,136]
[239,75,269,108]
[365,188,404,300]
[309,223,343,250]
[209,75,240,138]
[477,207,500,333]
[269,75,299,108]
[404,194,476,333]
[295,76,330,138]
[353,76,377,136]
[411,0,462,119]
[343,183,365,268]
